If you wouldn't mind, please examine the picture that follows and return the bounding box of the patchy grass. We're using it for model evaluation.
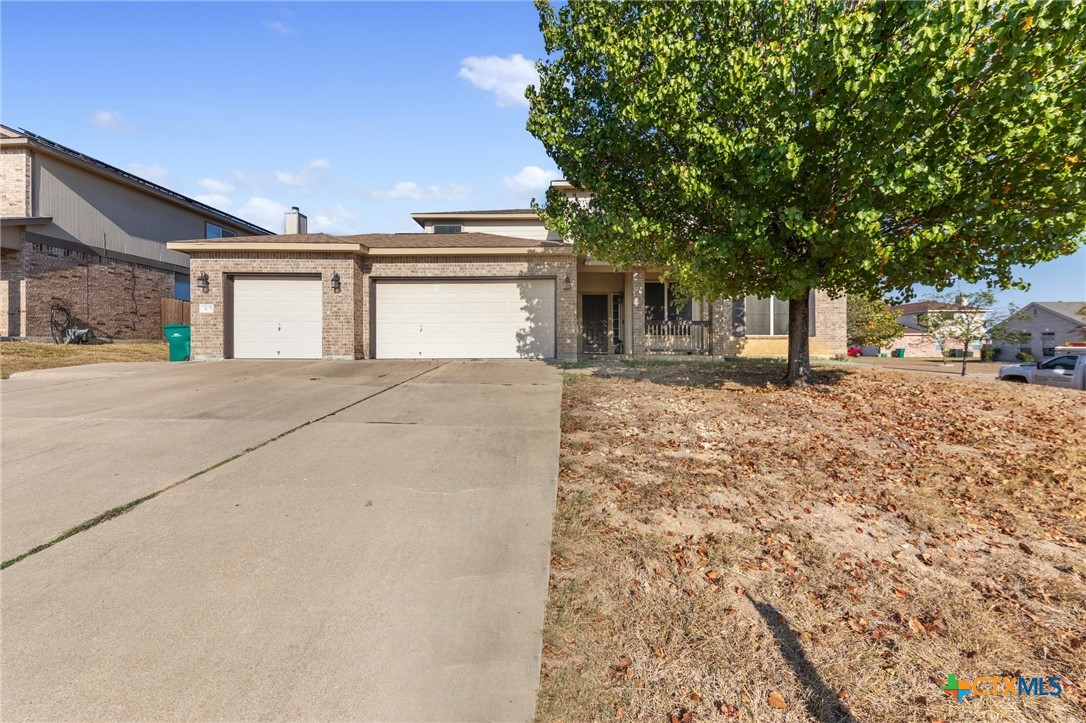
[538,362,1085,722]
[0,341,167,378]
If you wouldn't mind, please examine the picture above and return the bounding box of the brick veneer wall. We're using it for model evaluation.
[1,148,31,217]
[363,254,579,360]
[708,291,846,359]
[187,252,362,360]
[2,243,172,339]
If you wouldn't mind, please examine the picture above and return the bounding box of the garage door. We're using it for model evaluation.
[376,279,556,359]
[232,277,322,359]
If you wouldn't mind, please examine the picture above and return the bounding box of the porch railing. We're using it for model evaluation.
[645,320,711,354]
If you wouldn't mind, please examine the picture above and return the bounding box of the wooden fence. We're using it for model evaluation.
[161,298,191,328]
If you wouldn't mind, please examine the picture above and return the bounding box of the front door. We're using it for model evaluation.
[582,294,609,353]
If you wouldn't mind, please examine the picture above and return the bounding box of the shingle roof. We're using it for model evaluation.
[890,301,984,314]
[1034,302,1086,324]
[413,209,537,216]
[172,232,568,250]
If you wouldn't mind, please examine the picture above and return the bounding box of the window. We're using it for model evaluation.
[205,222,237,239]
[174,274,191,302]
[745,296,789,336]
[1041,355,1076,371]
[433,224,462,234]
[645,282,692,322]
[1042,332,1056,357]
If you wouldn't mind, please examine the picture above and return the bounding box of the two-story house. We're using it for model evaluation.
[1,125,271,340]
[167,180,847,361]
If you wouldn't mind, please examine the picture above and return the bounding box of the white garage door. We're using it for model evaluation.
[376,279,556,359]
[232,277,322,359]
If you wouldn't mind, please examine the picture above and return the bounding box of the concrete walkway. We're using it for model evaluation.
[1,360,561,721]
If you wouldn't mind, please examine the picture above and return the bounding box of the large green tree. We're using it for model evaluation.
[846,295,901,349]
[527,0,1086,384]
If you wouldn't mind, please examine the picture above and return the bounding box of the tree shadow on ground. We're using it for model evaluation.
[747,593,856,723]
[559,358,853,390]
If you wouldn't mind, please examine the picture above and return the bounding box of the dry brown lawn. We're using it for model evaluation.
[538,361,1085,723]
[0,341,167,378]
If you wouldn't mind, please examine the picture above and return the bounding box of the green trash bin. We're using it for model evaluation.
[893,348,905,358]
[164,324,191,362]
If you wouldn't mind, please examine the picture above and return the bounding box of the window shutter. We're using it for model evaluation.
[732,298,745,337]
[808,291,816,337]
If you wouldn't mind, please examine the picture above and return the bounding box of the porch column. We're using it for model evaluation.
[711,298,732,357]
[630,268,646,355]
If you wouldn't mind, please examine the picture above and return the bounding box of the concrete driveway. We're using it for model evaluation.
[1,359,561,721]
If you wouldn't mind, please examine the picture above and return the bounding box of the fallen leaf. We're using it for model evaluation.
[1019,542,1034,555]
[909,618,925,634]
[716,701,739,717]
[691,692,703,702]
[768,691,787,709]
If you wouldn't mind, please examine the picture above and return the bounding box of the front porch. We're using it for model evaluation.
[575,265,712,357]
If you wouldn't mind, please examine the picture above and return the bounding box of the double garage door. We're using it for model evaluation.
[230,277,556,360]
[376,279,555,359]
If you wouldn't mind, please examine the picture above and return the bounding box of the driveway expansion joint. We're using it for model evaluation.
[0,362,448,570]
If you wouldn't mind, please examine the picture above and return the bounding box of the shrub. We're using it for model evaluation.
[1016,351,1035,363]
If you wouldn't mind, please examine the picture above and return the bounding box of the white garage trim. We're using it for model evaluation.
[231,276,322,359]
[375,278,556,359]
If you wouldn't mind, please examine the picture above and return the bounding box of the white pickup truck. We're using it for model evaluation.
[999,346,1086,390]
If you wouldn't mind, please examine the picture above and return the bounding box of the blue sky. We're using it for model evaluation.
[2,1,1082,311]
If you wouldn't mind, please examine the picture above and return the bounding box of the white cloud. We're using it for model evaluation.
[236,197,291,232]
[370,181,470,201]
[91,110,134,132]
[458,53,537,107]
[264,20,294,36]
[194,194,234,209]
[275,158,331,187]
[309,204,361,235]
[125,163,170,184]
[197,178,235,194]
[503,165,558,193]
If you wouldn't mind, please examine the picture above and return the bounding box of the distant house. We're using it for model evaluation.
[1,126,271,340]
[883,298,988,357]
[993,302,1086,360]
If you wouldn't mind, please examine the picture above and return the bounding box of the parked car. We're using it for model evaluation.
[998,347,1086,390]
[847,346,863,357]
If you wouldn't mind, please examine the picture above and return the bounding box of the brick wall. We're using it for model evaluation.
[364,254,579,360]
[707,290,846,360]
[3,244,172,339]
[1,148,31,217]
[188,252,362,360]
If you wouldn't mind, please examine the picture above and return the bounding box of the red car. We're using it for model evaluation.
[847,346,863,357]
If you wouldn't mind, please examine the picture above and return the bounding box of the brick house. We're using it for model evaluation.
[1,126,270,340]
[992,302,1086,360]
[881,300,988,358]
[168,182,847,361]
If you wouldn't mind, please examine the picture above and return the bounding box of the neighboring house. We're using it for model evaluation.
[883,299,988,357]
[993,301,1086,360]
[168,181,846,362]
[1,126,271,340]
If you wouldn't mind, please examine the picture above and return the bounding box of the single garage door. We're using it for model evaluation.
[376,279,556,359]
[232,276,322,359]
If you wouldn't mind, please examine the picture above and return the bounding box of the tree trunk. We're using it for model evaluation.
[785,291,812,386]
[961,338,969,376]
